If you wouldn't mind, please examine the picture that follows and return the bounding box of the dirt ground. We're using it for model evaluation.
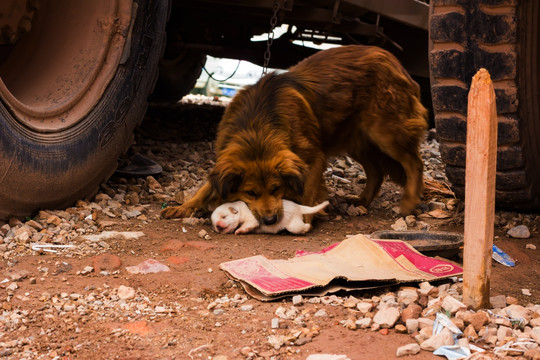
[1,99,538,360]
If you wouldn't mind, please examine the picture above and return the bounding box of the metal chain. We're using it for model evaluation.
[262,0,280,75]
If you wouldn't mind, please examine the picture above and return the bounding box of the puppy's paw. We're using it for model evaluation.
[161,206,190,219]
[291,223,311,234]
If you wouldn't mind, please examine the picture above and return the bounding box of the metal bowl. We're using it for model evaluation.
[370,230,463,259]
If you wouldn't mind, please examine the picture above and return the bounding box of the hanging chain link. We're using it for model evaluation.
[262,0,281,75]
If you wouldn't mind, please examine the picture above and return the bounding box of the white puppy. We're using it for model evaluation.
[211,200,329,235]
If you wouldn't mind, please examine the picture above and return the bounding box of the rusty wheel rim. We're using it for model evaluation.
[0,0,133,132]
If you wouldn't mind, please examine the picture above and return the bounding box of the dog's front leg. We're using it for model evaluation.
[161,182,214,218]
[301,154,328,224]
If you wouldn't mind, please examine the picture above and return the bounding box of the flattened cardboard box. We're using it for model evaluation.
[220,234,463,301]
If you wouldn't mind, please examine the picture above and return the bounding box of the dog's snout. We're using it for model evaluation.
[262,215,278,225]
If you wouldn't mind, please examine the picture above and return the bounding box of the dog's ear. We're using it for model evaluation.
[282,173,304,196]
[209,166,244,200]
[228,206,238,214]
[276,150,305,197]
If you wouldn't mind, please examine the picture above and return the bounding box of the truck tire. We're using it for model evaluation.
[429,0,540,210]
[0,0,169,220]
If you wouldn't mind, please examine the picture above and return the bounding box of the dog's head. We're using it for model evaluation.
[209,139,305,226]
[211,203,241,233]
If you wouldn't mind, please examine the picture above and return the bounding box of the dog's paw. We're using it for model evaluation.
[399,197,419,216]
[161,206,190,219]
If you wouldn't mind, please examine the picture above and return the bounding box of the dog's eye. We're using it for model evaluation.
[246,190,259,198]
[270,186,280,195]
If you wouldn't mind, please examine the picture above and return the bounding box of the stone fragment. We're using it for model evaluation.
[419,326,433,339]
[160,240,185,252]
[341,319,356,330]
[343,296,359,308]
[451,317,465,331]
[507,225,530,239]
[530,327,540,343]
[401,303,422,322]
[146,176,161,190]
[418,282,434,296]
[25,220,43,231]
[397,287,418,305]
[6,282,18,291]
[395,324,407,333]
[441,295,466,314]
[420,328,455,351]
[117,285,135,300]
[404,215,416,227]
[506,296,519,305]
[391,218,407,231]
[396,343,420,357]
[292,295,303,305]
[490,294,507,309]
[464,311,490,331]
[13,227,32,242]
[504,304,530,326]
[46,215,62,226]
[523,348,540,360]
[305,355,350,360]
[267,335,285,350]
[355,318,372,329]
[373,307,400,328]
[92,253,122,271]
[406,319,418,334]
[356,302,373,314]
[497,326,513,342]
[81,231,145,242]
[418,318,434,330]
[125,259,170,274]
[428,209,451,219]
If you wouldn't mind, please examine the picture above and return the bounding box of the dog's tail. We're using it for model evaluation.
[299,200,330,215]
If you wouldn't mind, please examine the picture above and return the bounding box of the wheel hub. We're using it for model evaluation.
[0,0,133,132]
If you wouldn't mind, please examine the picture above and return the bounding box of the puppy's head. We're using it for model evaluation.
[210,143,305,225]
[211,203,241,233]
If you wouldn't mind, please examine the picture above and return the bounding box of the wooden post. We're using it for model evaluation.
[462,68,498,309]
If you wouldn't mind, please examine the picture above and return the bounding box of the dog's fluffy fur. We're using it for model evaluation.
[212,200,329,235]
[161,45,428,223]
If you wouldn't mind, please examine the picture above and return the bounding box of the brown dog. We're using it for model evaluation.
[161,45,428,224]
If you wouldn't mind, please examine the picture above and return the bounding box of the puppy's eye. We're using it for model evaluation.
[246,190,259,198]
[270,186,280,195]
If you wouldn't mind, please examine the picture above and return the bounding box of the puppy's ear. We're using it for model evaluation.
[228,206,238,214]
